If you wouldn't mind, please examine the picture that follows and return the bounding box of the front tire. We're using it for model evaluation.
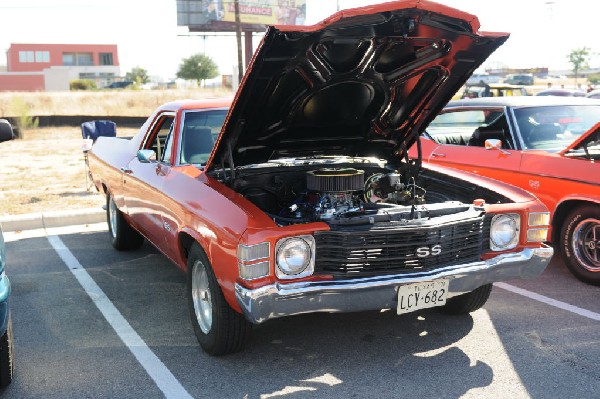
[187,244,251,355]
[560,205,600,286]
[106,192,144,251]
[0,314,14,388]
[439,284,492,315]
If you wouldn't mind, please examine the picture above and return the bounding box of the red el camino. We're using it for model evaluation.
[89,0,553,355]
[416,96,600,285]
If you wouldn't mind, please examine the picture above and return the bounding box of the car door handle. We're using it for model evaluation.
[431,152,446,158]
[120,167,133,174]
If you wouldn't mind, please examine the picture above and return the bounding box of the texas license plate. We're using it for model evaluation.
[396,279,448,315]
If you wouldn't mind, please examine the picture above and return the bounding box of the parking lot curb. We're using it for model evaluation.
[0,208,105,232]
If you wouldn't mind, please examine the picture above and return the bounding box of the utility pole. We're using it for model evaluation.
[234,0,243,84]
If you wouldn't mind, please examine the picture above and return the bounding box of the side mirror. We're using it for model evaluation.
[0,119,15,143]
[137,149,157,163]
[484,139,502,150]
[485,139,510,155]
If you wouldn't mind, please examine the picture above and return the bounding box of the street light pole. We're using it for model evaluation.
[234,0,243,84]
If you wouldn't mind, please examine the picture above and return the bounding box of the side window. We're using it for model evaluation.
[144,115,174,161]
[427,109,512,149]
[161,124,174,163]
[427,110,487,145]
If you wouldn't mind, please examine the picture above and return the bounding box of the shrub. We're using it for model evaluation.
[70,79,97,91]
[587,73,600,85]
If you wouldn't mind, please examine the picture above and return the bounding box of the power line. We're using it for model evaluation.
[0,3,164,9]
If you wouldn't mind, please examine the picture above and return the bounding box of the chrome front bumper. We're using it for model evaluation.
[235,245,553,324]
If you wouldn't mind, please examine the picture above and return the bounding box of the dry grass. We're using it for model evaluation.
[1,88,234,216]
[0,88,233,117]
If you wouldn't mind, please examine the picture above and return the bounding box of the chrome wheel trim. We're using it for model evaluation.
[108,196,118,240]
[191,260,212,334]
[572,217,600,272]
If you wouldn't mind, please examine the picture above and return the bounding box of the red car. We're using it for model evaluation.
[415,96,600,285]
[89,0,553,355]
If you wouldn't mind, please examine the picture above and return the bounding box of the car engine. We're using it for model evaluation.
[223,157,507,229]
[223,158,500,228]
[275,167,427,226]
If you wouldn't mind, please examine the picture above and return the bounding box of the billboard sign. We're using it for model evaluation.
[177,0,307,28]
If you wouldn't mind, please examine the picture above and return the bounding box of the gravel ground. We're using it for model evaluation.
[0,126,138,216]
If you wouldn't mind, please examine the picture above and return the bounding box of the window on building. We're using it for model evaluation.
[79,72,96,79]
[63,52,95,66]
[77,53,93,66]
[63,53,75,66]
[99,52,113,66]
[35,51,50,63]
[19,51,34,63]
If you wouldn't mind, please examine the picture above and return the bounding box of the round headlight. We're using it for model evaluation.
[277,238,311,276]
[490,214,520,250]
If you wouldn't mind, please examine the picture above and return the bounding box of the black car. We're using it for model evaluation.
[105,81,133,89]
[504,73,534,86]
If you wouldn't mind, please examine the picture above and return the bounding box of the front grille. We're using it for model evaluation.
[314,215,491,278]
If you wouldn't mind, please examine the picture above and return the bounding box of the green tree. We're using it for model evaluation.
[567,47,591,84]
[125,66,150,85]
[176,53,219,86]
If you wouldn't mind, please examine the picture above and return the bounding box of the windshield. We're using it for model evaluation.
[513,105,600,151]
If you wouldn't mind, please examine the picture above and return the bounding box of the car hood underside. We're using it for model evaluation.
[209,0,508,171]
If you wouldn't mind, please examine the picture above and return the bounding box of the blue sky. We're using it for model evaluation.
[0,0,596,80]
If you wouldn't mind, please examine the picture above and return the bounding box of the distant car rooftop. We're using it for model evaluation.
[535,88,586,97]
[447,95,600,108]
[460,83,528,99]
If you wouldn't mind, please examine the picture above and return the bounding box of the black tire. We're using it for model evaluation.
[439,284,492,315]
[559,205,600,286]
[106,192,144,251]
[187,244,251,356]
[0,314,14,388]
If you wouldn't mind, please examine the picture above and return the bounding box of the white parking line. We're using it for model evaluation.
[3,222,108,242]
[47,235,193,399]
[495,282,600,321]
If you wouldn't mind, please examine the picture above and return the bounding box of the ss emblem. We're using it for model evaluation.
[416,244,442,257]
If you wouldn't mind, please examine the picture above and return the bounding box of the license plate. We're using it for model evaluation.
[397,279,448,315]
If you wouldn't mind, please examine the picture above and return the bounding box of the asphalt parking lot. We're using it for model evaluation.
[2,224,599,399]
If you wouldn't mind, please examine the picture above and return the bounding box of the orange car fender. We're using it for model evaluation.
[177,224,245,313]
[555,193,600,210]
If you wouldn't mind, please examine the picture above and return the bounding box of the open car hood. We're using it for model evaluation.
[560,121,600,156]
[208,0,508,171]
